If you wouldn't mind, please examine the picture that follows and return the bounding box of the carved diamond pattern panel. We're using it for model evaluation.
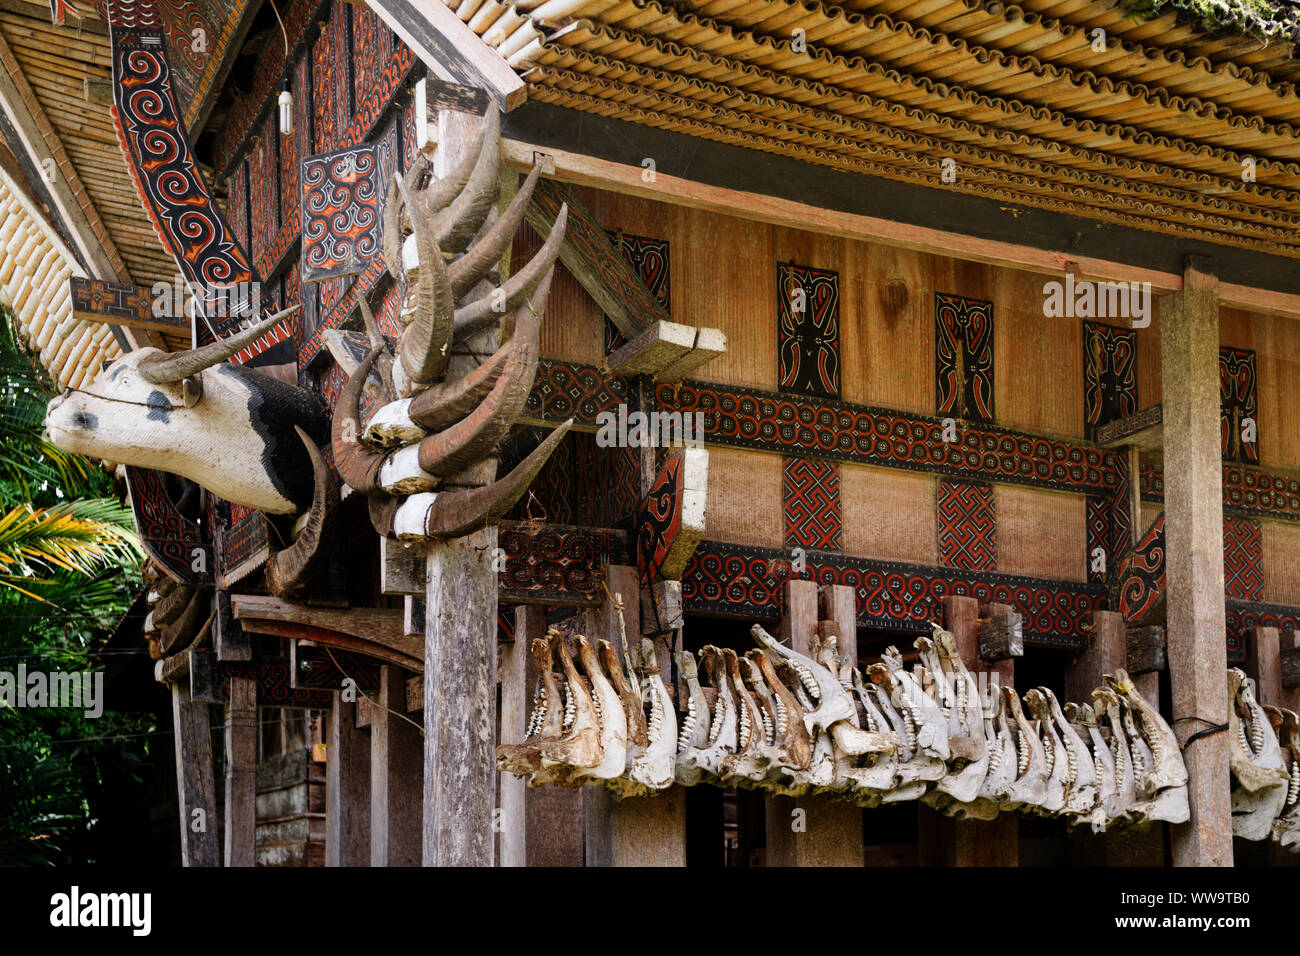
[778,262,840,399]
[300,144,381,283]
[1223,516,1263,601]
[1086,495,1111,584]
[1082,321,1137,439]
[1220,347,1258,464]
[938,479,996,571]
[783,457,841,551]
[935,293,994,423]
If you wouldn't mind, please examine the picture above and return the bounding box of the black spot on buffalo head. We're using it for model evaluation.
[70,410,98,431]
[146,390,173,423]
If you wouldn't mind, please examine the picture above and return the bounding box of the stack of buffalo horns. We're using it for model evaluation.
[498,622,1193,831]
[329,108,573,539]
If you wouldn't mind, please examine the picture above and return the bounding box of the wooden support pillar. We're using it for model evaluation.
[371,665,423,866]
[499,605,585,866]
[223,676,257,867]
[419,106,502,868]
[1246,626,1300,713]
[1161,256,1233,867]
[584,565,687,866]
[765,578,863,867]
[1067,610,1165,866]
[919,596,1018,867]
[326,696,371,866]
[171,683,219,867]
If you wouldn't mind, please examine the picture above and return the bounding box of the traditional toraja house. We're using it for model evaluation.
[8,0,1300,866]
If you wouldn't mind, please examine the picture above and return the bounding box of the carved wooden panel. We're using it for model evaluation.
[125,467,211,585]
[783,457,840,552]
[300,144,381,283]
[1117,512,1165,624]
[1082,321,1138,439]
[1220,346,1258,464]
[1223,515,1263,602]
[935,292,994,423]
[777,262,840,399]
[937,479,996,571]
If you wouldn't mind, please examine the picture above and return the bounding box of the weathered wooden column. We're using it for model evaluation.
[765,579,863,866]
[918,596,1018,866]
[372,665,423,865]
[326,695,370,866]
[584,565,687,866]
[1066,609,1163,865]
[172,683,219,866]
[421,107,501,867]
[499,605,585,865]
[223,676,257,867]
[1160,255,1233,867]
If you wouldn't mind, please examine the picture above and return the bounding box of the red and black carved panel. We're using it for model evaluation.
[213,500,268,586]
[1109,444,1133,558]
[109,21,257,338]
[220,659,333,708]
[681,541,1100,648]
[1117,512,1165,624]
[525,359,630,429]
[69,278,154,326]
[227,159,250,255]
[604,232,670,353]
[300,144,381,283]
[248,111,280,271]
[1139,455,1300,524]
[1225,600,1300,661]
[656,380,1112,496]
[351,5,381,126]
[637,452,685,584]
[343,26,416,144]
[1095,403,1162,446]
[1083,321,1138,439]
[1220,346,1258,464]
[783,457,840,552]
[935,292,994,423]
[125,466,211,585]
[1086,496,1110,584]
[498,522,629,606]
[311,14,337,155]
[938,479,996,571]
[1223,515,1263,602]
[777,262,840,399]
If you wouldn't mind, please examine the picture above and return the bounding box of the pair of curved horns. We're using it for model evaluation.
[138,305,300,384]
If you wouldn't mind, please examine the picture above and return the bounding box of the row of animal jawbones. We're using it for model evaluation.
[497,622,1192,832]
[1228,667,1300,850]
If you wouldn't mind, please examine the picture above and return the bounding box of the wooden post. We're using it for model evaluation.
[1160,256,1233,867]
[1067,612,1164,865]
[172,683,219,867]
[371,665,423,866]
[420,107,502,867]
[223,676,257,867]
[584,564,687,866]
[765,578,862,866]
[326,696,371,866]
[919,596,1018,867]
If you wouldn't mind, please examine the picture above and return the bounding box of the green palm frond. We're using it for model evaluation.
[0,501,141,588]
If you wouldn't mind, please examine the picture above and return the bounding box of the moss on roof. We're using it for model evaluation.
[1121,0,1300,45]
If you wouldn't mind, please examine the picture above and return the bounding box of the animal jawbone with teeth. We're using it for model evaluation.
[1228,668,1289,841]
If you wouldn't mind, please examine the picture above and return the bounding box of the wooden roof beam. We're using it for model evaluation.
[367,0,526,112]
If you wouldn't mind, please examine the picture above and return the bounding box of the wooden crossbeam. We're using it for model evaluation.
[229,594,422,669]
[526,178,669,340]
[367,0,525,112]
[70,276,189,334]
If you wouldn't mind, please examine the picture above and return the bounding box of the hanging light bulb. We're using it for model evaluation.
[278,77,293,136]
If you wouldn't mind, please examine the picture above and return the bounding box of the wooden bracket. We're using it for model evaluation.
[607,321,727,380]
[977,602,1024,662]
[641,578,684,637]
[1282,646,1300,689]
[1126,625,1167,675]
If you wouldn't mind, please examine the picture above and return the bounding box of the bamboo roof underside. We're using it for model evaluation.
[453,0,1300,258]
[0,0,183,358]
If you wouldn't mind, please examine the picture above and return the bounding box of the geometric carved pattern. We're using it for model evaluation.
[300,144,381,283]
[1220,346,1258,464]
[682,541,1102,648]
[937,480,996,571]
[1082,320,1137,439]
[1140,457,1300,523]
[657,380,1111,496]
[1086,495,1111,584]
[525,360,630,430]
[109,22,257,341]
[783,458,841,551]
[637,452,685,584]
[935,292,994,423]
[1223,515,1263,602]
[777,262,840,399]
[124,467,211,586]
[498,522,629,607]
[1110,448,1133,560]
[1225,600,1300,661]
[605,232,670,353]
[1117,512,1165,624]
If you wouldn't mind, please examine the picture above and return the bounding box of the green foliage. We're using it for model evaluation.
[1120,0,1300,42]
[0,307,155,865]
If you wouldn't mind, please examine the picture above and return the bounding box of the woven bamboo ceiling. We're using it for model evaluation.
[452,0,1300,258]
